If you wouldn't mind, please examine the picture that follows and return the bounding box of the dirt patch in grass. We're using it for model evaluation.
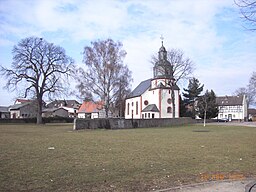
[0,123,255,191]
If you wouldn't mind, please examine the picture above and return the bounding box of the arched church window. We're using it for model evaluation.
[127,103,130,115]
[167,107,172,113]
[144,100,149,105]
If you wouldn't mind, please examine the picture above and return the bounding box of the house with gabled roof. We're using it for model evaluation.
[42,107,69,118]
[125,41,180,119]
[46,100,81,118]
[9,102,37,119]
[248,108,256,121]
[0,106,10,118]
[216,95,248,121]
[78,101,107,119]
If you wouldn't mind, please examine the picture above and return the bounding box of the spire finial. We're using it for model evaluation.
[160,35,164,46]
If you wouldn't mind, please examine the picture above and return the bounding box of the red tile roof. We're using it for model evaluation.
[15,99,31,104]
[78,101,104,113]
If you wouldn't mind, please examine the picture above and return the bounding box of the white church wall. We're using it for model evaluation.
[141,89,160,111]
[159,89,179,118]
[125,96,141,119]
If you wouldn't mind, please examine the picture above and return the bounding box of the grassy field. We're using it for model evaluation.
[0,123,255,192]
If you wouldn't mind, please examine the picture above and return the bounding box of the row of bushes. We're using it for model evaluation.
[0,117,74,124]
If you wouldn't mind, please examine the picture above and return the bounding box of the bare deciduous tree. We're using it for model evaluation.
[151,48,195,84]
[233,72,256,106]
[0,37,75,124]
[235,0,256,30]
[248,71,256,105]
[75,39,132,117]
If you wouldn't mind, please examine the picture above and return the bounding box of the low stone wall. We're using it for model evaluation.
[0,117,74,124]
[74,117,196,130]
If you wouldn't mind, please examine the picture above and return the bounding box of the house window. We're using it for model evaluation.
[233,114,235,118]
[169,90,171,94]
[136,101,138,115]
[127,103,130,115]
[167,98,172,104]
[142,114,144,119]
[167,107,172,113]
[144,100,149,105]
[145,113,147,118]
[152,114,155,118]
[132,102,134,106]
[148,113,150,118]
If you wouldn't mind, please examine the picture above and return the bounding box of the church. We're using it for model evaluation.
[125,41,180,119]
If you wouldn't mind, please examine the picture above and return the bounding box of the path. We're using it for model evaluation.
[156,179,256,192]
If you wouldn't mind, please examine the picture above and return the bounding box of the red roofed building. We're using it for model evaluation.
[78,101,107,119]
[15,99,32,104]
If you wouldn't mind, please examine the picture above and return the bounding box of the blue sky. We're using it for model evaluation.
[0,0,256,106]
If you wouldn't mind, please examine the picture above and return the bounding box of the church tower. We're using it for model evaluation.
[151,40,175,89]
[153,41,174,80]
[125,40,180,119]
[150,40,179,118]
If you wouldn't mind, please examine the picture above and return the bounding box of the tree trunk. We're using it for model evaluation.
[36,98,43,124]
[171,87,175,118]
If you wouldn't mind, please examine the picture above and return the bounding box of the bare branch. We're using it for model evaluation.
[151,48,195,84]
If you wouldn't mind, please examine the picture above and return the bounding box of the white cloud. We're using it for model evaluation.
[0,0,255,105]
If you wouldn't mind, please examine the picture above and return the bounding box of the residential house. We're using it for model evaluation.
[216,95,248,121]
[125,41,180,119]
[42,108,69,118]
[9,102,37,119]
[0,106,10,118]
[46,100,81,118]
[78,101,106,119]
[248,108,256,121]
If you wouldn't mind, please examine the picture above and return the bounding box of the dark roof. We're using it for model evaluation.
[248,108,256,115]
[9,103,30,110]
[42,108,68,113]
[216,95,244,106]
[128,79,151,98]
[142,104,160,112]
[0,106,9,113]
[47,100,81,108]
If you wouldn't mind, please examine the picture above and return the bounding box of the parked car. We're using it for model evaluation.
[218,118,228,122]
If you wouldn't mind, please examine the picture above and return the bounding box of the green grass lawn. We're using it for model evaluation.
[0,123,255,192]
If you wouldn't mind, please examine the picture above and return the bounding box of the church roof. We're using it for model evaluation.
[127,79,151,98]
[142,104,160,112]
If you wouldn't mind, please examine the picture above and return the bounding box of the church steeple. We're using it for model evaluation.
[153,38,173,79]
[158,40,167,61]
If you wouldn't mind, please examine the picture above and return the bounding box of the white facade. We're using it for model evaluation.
[125,82,179,119]
[216,95,248,121]
[78,112,99,119]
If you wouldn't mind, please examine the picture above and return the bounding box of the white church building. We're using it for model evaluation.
[125,42,180,119]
